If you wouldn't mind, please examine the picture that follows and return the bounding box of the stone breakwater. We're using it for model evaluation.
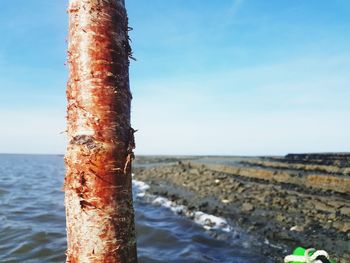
[285,153,350,167]
[133,155,350,262]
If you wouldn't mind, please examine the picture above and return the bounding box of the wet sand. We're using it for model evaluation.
[133,155,350,262]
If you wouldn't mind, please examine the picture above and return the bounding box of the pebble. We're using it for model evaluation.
[241,202,254,212]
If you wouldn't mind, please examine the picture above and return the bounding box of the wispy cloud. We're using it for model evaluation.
[134,52,350,110]
[1,0,349,154]
[227,0,245,19]
[132,52,350,155]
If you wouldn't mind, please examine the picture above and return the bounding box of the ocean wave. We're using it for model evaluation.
[133,179,232,233]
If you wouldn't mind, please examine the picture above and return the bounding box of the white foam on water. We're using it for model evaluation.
[133,179,232,233]
[133,180,150,197]
[152,196,187,215]
[193,211,232,232]
[264,238,284,249]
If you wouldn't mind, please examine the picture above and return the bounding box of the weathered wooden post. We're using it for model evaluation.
[64,0,137,262]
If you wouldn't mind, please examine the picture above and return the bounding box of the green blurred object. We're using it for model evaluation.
[291,247,310,263]
[284,246,335,263]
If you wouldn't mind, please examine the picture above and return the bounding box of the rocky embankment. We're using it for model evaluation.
[133,155,350,262]
[284,153,350,167]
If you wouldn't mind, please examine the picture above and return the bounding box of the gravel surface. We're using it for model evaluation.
[133,155,350,262]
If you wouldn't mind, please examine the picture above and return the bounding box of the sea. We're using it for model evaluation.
[0,154,272,263]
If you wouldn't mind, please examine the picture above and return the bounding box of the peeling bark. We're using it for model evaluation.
[65,0,137,262]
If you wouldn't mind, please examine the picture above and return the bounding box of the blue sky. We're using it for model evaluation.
[0,0,349,155]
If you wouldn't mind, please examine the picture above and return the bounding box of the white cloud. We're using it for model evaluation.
[1,53,348,155]
[133,53,350,110]
[132,53,350,155]
[133,109,350,156]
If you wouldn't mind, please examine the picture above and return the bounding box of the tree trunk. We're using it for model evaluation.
[64,0,137,262]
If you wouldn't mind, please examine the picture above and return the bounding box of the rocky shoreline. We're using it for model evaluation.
[133,155,350,262]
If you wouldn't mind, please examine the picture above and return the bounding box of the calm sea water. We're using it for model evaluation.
[0,154,271,263]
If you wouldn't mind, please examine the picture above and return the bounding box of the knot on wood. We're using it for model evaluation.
[70,135,98,150]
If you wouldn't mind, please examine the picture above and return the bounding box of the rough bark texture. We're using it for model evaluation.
[65,0,137,262]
